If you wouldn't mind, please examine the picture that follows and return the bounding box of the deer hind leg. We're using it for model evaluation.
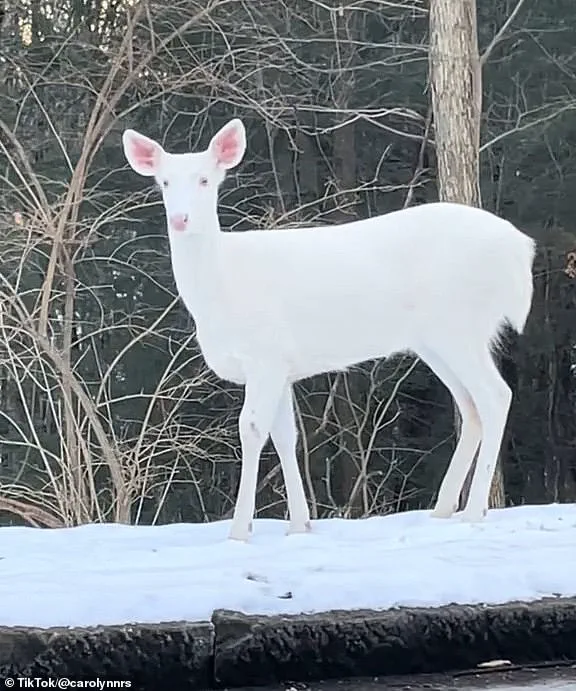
[270,383,311,535]
[229,366,287,542]
[453,347,512,523]
[419,345,482,519]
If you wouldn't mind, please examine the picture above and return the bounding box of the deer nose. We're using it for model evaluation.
[169,214,188,232]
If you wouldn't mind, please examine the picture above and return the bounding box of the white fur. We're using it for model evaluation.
[122,119,536,542]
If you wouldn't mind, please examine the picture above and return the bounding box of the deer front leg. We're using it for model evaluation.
[270,383,311,535]
[229,367,287,542]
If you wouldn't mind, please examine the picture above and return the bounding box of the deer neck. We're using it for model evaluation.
[167,214,225,321]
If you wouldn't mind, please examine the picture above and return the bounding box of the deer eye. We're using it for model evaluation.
[199,176,208,187]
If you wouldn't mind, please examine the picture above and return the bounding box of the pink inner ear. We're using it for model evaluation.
[131,136,157,171]
[213,128,240,166]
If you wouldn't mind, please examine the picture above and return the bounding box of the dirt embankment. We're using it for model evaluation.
[1,598,575,689]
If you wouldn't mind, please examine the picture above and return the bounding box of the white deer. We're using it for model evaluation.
[122,118,536,542]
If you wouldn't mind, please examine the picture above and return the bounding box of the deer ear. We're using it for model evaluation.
[122,129,163,177]
[208,119,246,170]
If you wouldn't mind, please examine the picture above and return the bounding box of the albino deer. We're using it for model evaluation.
[122,118,536,542]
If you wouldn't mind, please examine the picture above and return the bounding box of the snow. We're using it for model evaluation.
[1,503,575,629]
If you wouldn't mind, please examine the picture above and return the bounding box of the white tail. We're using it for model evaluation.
[122,119,536,541]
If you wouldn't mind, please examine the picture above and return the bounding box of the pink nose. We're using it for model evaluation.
[169,214,188,232]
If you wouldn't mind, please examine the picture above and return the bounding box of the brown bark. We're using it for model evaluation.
[429,0,481,207]
[429,0,505,508]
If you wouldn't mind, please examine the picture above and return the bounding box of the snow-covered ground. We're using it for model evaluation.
[1,503,575,629]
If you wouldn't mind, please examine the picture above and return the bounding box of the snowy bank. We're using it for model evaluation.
[1,504,575,689]
[1,503,576,628]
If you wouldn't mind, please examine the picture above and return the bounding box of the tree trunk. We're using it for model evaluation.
[429,0,505,509]
[429,0,481,206]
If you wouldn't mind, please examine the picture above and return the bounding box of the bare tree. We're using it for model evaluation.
[428,0,508,508]
[429,0,481,207]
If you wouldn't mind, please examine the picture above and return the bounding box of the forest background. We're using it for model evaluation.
[0,0,574,528]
